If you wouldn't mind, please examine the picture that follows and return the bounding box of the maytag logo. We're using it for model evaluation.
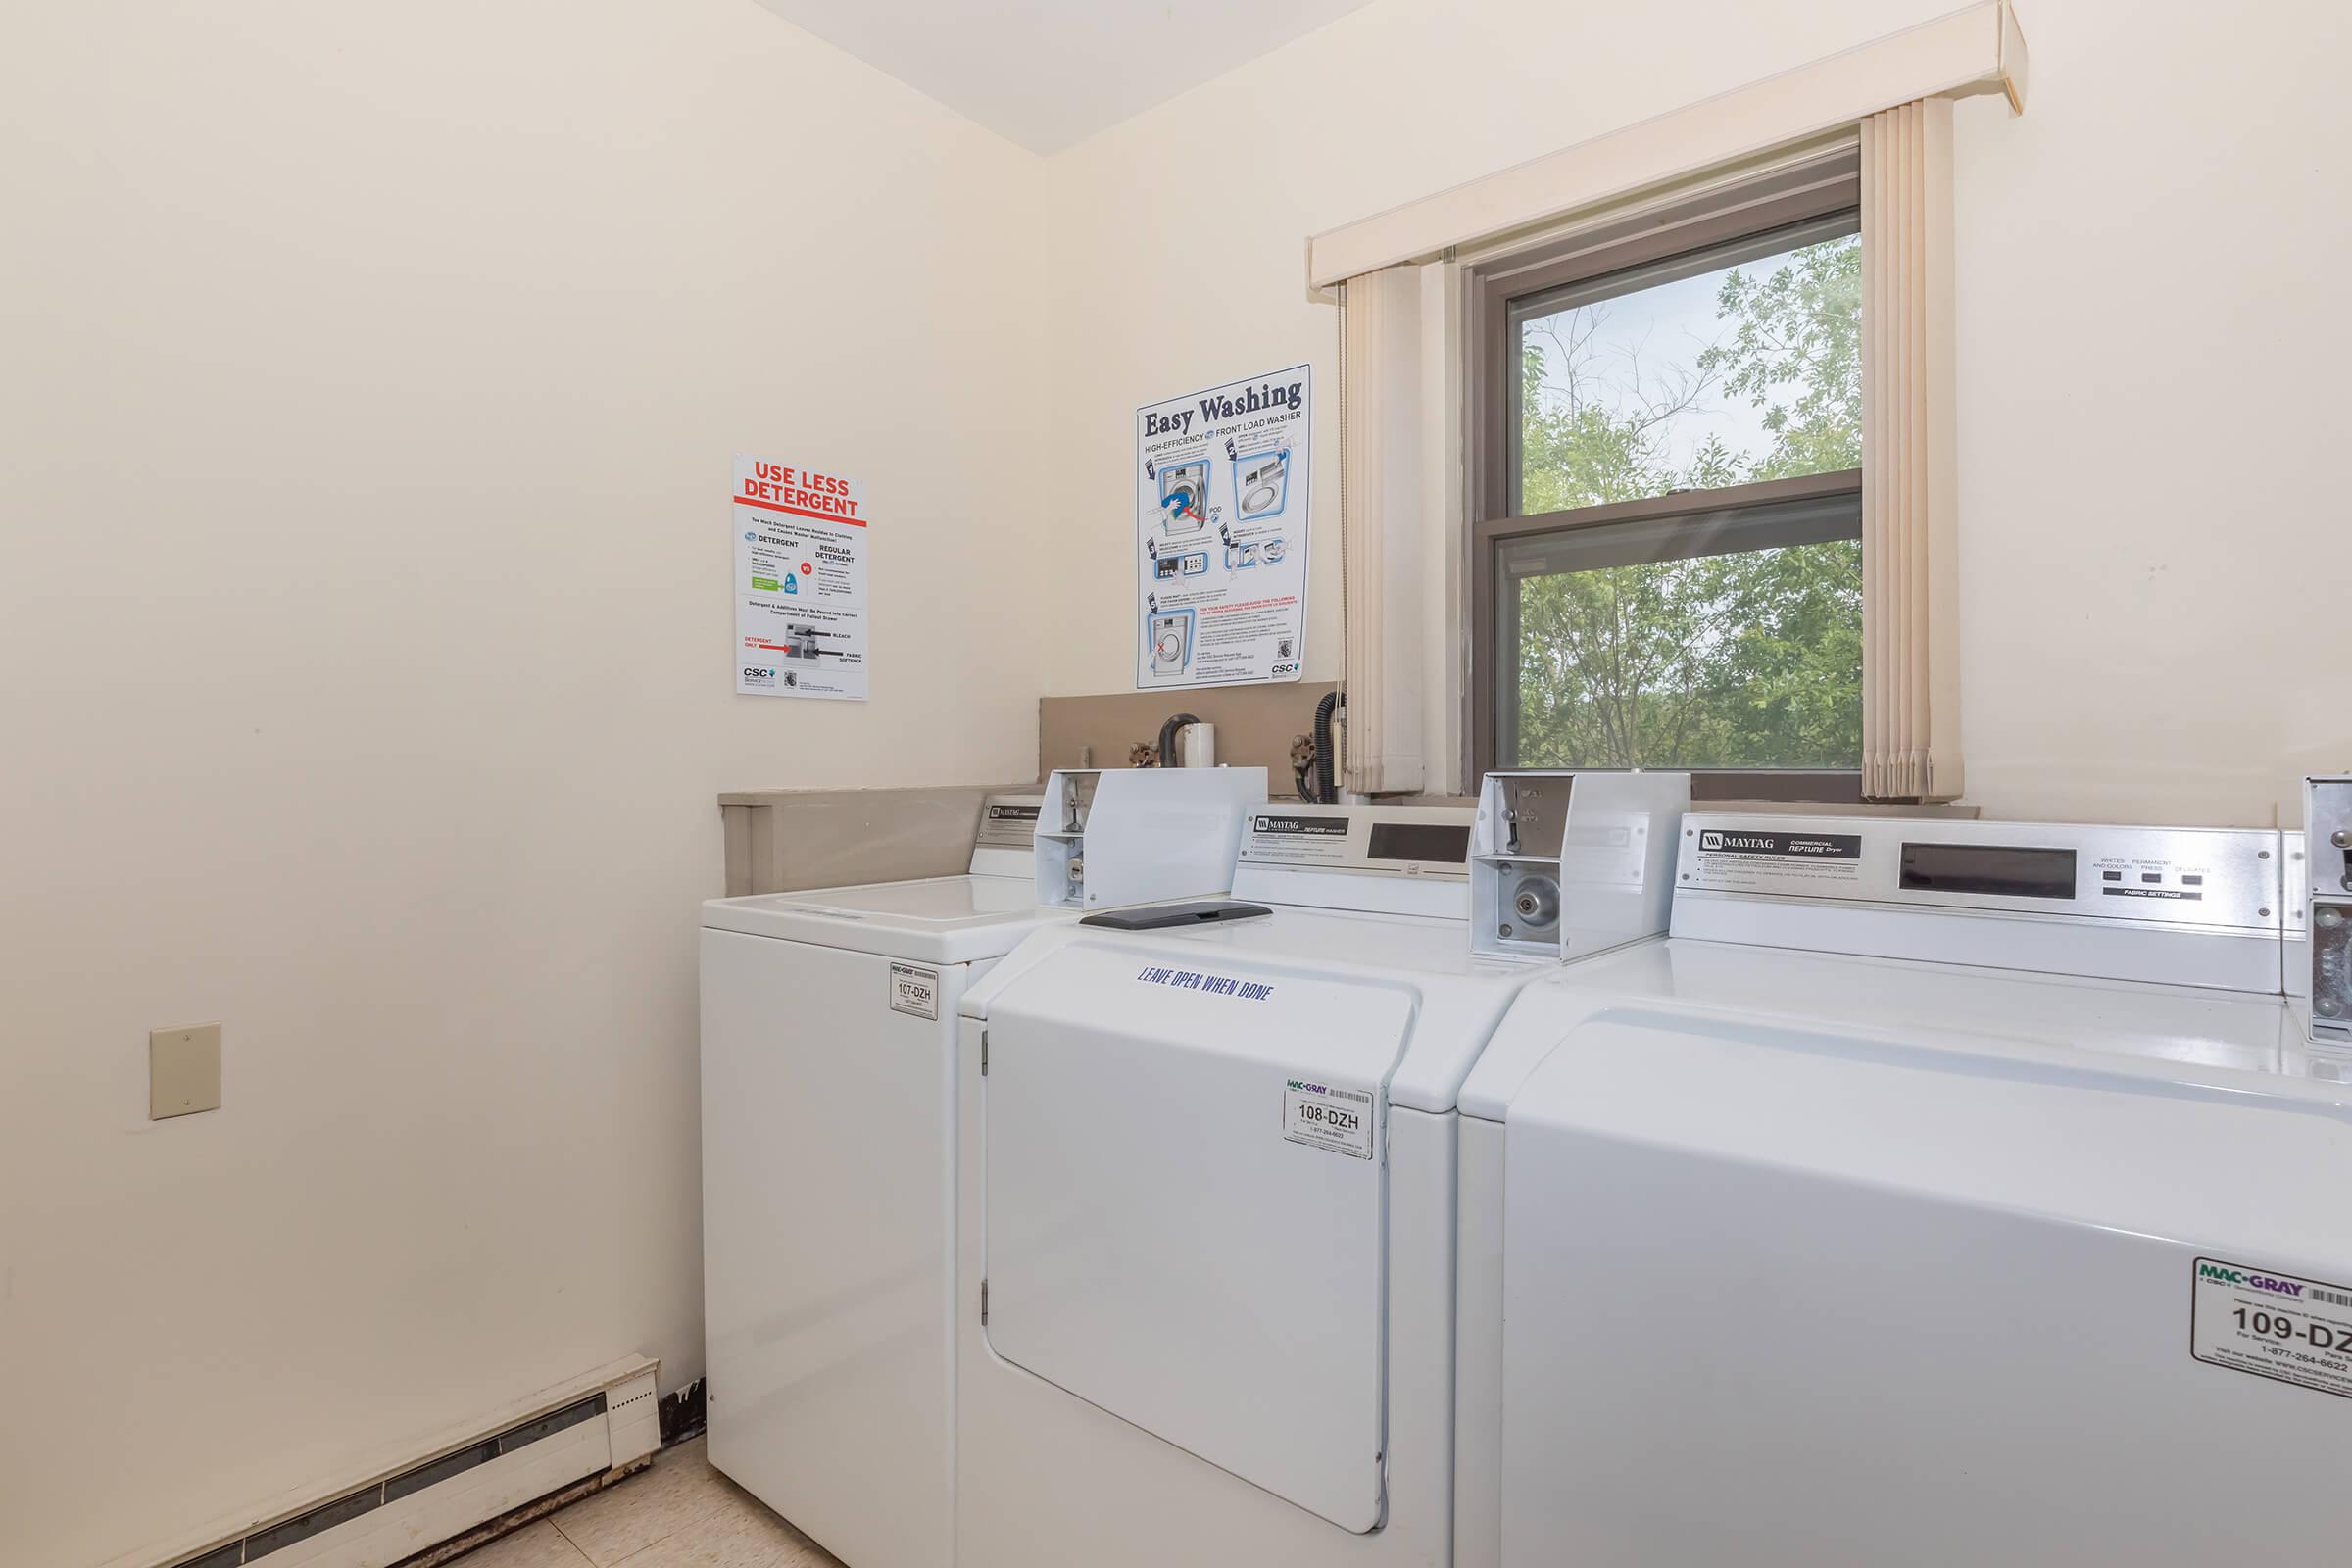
[2199,1261,2307,1298]
[1698,828,1862,858]
[1256,814,1345,837]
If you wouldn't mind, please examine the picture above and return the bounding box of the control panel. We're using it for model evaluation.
[1229,804,1476,917]
[1678,815,2279,931]
[1238,806,1471,880]
[1674,813,2288,994]
[2308,776,2352,1043]
[974,793,1045,850]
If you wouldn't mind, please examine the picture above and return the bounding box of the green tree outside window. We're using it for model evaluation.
[1513,232,1862,769]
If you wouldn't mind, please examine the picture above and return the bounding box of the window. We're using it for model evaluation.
[1468,151,1865,797]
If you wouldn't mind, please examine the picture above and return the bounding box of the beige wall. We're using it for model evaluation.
[1947,0,2350,822]
[7,0,2348,1562]
[0,2,1049,1561]
[1035,0,2352,824]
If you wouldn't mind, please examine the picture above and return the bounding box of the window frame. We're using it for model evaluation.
[1464,146,1866,798]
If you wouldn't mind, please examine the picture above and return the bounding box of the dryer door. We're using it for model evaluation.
[981,939,1409,1533]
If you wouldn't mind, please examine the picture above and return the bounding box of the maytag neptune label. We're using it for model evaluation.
[1688,826,1865,890]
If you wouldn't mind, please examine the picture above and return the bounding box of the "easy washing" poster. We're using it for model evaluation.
[733,453,869,700]
[1134,365,1310,689]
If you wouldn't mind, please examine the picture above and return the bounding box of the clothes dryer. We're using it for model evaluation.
[955,774,1688,1568]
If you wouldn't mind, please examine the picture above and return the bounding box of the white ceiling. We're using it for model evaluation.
[749,0,1375,155]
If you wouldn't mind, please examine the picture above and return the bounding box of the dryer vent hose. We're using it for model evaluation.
[1157,712,1203,769]
[1313,691,1345,804]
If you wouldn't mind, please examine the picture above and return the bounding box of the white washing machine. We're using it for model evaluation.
[701,773,1263,1568]
[1453,812,2345,1568]
[953,773,1689,1568]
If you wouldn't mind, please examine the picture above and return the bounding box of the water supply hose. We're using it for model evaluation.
[1313,691,1345,803]
[1158,712,1203,769]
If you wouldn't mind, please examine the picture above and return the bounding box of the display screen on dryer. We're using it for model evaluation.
[1369,822,1471,864]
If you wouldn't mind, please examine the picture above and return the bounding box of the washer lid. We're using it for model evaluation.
[701,874,1070,963]
[1458,936,2320,1122]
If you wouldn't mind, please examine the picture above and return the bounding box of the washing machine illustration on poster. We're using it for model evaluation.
[1148,608,1196,678]
[1230,445,1291,523]
[1155,459,1212,539]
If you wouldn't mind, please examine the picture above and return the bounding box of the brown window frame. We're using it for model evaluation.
[1464,146,1866,801]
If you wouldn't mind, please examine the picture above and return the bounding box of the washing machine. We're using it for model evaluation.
[1157,459,1211,537]
[701,773,1264,1568]
[1148,607,1194,677]
[1234,445,1290,520]
[1453,811,2343,1568]
[953,772,1690,1568]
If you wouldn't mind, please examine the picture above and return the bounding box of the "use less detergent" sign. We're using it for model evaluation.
[732,453,869,700]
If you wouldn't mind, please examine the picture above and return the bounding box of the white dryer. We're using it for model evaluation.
[1453,812,2344,1568]
[701,773,1263,1568]
[954,774,1689,1568]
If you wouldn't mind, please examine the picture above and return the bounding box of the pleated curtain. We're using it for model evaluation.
[1338,267,1427,796]
[1860,99,1966,802]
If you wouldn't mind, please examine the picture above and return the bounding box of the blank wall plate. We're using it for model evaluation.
[150,1023,222,1119]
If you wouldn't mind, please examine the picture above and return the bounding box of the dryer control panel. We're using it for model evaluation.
[1239,806,1471,879]
[1230,804,1474,918]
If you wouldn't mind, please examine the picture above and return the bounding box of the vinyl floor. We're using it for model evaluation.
[454,1436,843,1568]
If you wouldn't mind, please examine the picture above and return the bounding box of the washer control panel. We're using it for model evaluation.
[1679,815,2282,934]
[974,793,1045,850]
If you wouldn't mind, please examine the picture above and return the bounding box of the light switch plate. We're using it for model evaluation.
[150,1023,222,1119]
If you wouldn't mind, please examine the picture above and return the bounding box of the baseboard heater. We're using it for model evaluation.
[106,1356,661,1568]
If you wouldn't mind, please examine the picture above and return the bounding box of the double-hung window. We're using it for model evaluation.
[1467,149,1865,799]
